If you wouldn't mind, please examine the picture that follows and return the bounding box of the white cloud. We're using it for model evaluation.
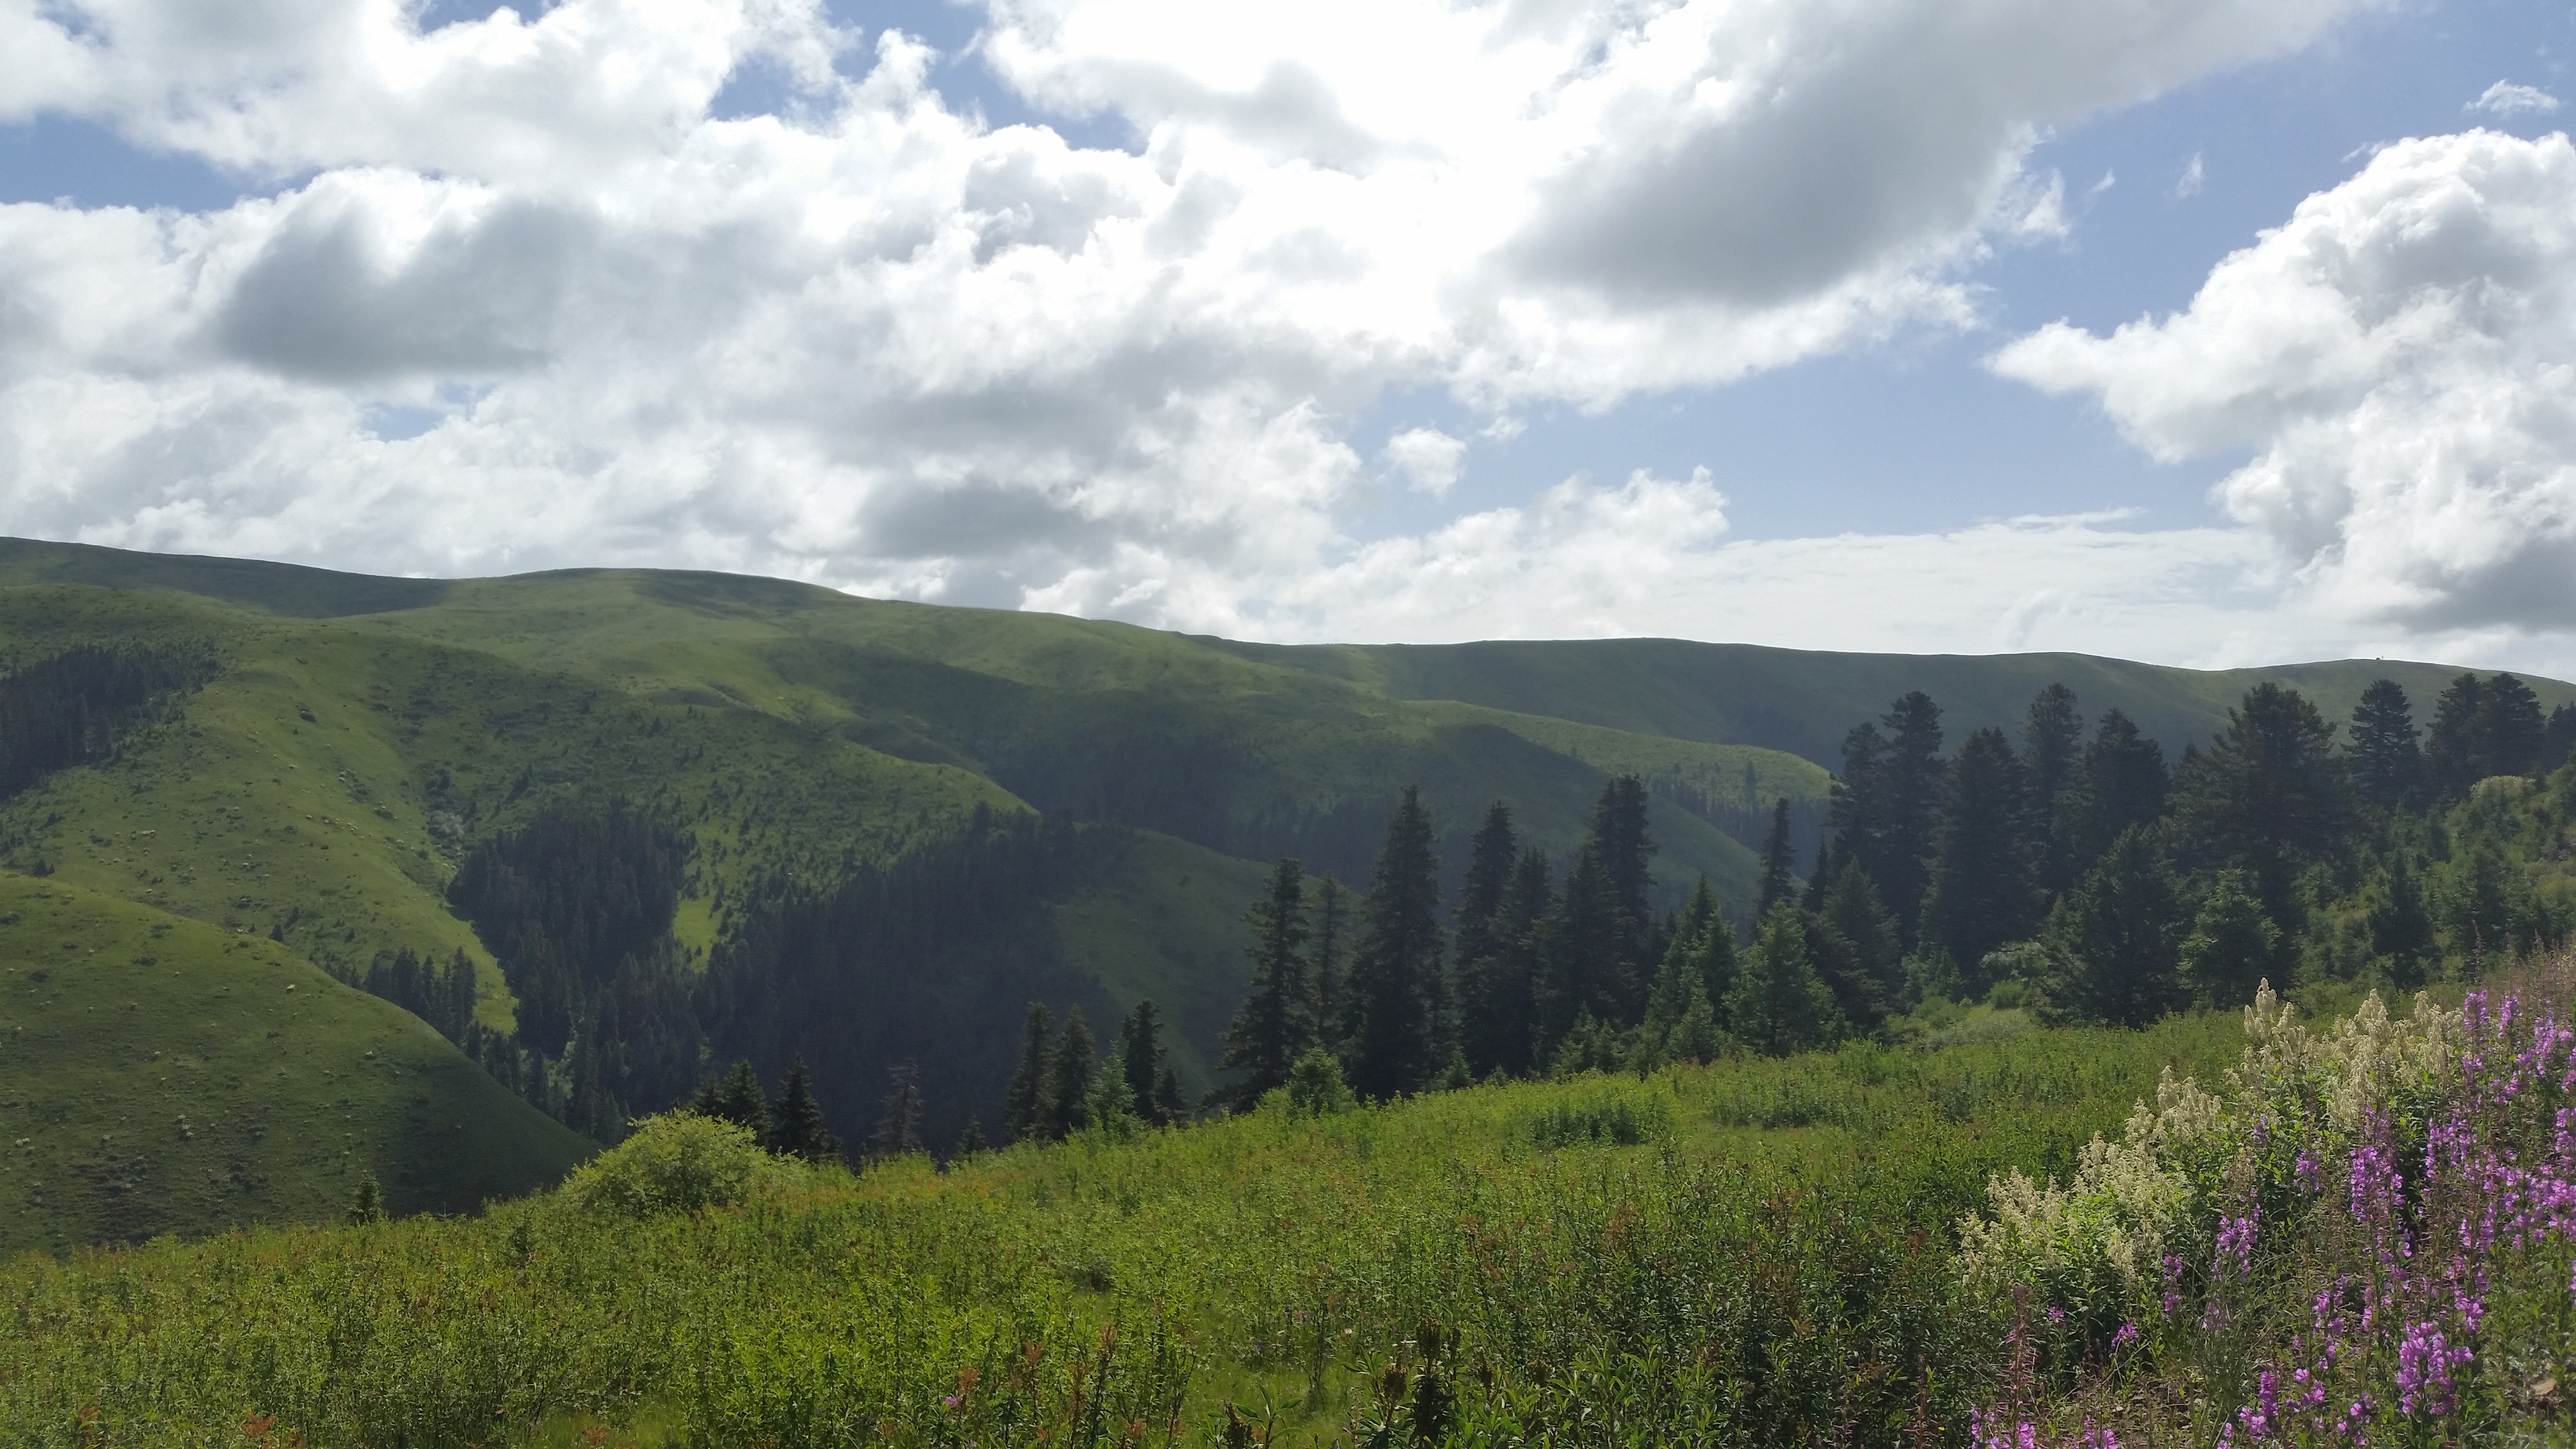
[2469,80,2560,117]
[1381,426,1466,495]
[0,0,2391,647]
[1993,129,2576,634]
[2174,151,2205,198]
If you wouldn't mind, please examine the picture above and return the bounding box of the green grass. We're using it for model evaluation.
[0,874,591,1258]
[0,1008,2250,1446]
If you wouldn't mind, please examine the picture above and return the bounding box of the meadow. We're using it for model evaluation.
[0,1006,2246,1448]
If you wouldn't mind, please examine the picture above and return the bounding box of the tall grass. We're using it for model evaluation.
[0,1014,2243,1447]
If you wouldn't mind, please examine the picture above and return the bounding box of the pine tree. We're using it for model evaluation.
[2426,672,2486,799]
[691,1059,768,1135]
[873,1059,925,1159]
[1539,844,1619,1048]
[1486,846,1552,1079]
[2368,851,2435,990]
[767,1055,840,1163]
[1152,1063,1188,1125]
[1221,859,1311,1108]
[1633,933,1720,1069]
[1756,797,1798,914]
[2545,704,2576,776]
[1453,803,1524,1078]
[954,1116,988,1158]
[2061,708,2169,874]
[1309,874,1349,1056]
[2023,683,2085,895]
[1725,904,1841,1057]
[2033,827,2184,1029]
[1047,1008,1098,1139]
[1584,776,1658,1016]
[1344,786,1443,1101]
[2485,674,2549,777]
[1816,858,1903,1012]
[1918,727,2043,992]
[2169,683,2350,922]
[347,1174,386,1225]
[1002,1003,1055,1145]
[2179,870,2280,1012]
[1876,692,1947,935]
[2348,678,2423,809]
[1121,998,1175,1125]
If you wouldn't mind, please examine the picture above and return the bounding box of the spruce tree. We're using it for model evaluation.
[1876,692,1947,935]
[347,1174,386,1225]
[1309,874,1349,1056]
[2426,672,2486,798]
[1121,998,1175,1125]
[2023,683,2085,894]
[1344,786,1443,1101]
[2545,704,2576,776]
[1152,1063,1188,1125]
[1756,798,1798,914]
[1539,845,1619,1047]
[2179,870,2280,1012]
[1634,930,1720,1068]
[1002,1003,1055,1145]
[1453,803,1523,1077]
[1817,859,1903,1012]
[1918,727,2043,992]
[692,1059,768,1135]
[2348,678,2423,809]
[954,1116,988,1158]
[2033,827,2184,1029]
[2061,709,2168,873]
[1047,1008,1098,1139]
[2368,851,2435,989]
[873,1059,925,1159]
[1726,904,1841,1057]
[767,1055,840,1162]
[1485,846,1552,1079]
[1584,776,1657,1015]
[1221,859,1310,1108]
[2168,683,2350,923]
[2483,674,2549,777]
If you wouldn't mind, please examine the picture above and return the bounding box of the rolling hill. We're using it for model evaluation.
[1,534,2568,1250]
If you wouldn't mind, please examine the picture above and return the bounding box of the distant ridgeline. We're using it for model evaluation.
[0,642,211,809]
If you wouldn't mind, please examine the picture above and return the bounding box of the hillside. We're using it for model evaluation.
[4,534,2573,1252]
[0,874,591,1256]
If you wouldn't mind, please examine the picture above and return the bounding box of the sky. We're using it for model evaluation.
[2,0,2575,674]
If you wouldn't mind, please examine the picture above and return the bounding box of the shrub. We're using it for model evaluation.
[1525,1086,1670,1148]
[561,1111,779,1217]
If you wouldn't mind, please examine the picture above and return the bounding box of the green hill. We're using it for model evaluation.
[2,535,2569,1251]
[0,874,591,1256]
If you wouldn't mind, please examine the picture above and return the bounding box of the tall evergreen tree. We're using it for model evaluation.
[767,1055,840,1162]
[1917,727,2043,990]
[1344,786,1444,1100]
[1816,859,1903,1013]
[2546,704,2576,776]
[691,1059,768,1135]
[1121,998,1175,1126]
[2034,827,2185,1029]
[2426,673,2486,799]
[1002,1003,1055,1145]
[1539,844,1621,1048]
[2348,678,2424,809]
[1309,874,1350,1056]
[2062,709,2169,873]
[2169,683,2351,922]
[2023,683,2085,894]
[1584,775,1658,1018]
[873,1059,925,1158]
[1047,1008,1098,1139]
[2369,851,2435,990]
[1221,858,1311,1108]
[2483,674,2549,777]
[1876,692,1947,933]
[1756,797,1798,914]
[1454,803,1527,1078]
[2178,870,2280,1012]
[1634,921,1722,1068]
[1725,904,1841,1057]
[1484,847,1552,1079]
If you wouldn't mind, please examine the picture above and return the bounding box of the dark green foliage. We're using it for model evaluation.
[1003,1004,1054,1145]
[346,947,478,1044]
[2177,869,2280,1010]
[2024,682,2085,893]
[2348,677,2424,808]
[2034,827,2184,1028]
[1120,998,1177,1126]
[1453,804,1530,1079]
[1584,775,1658,1015]
[767,1055,840,1163]
[1756,796,1798,913]
[692,1060,770,1136]
[1537,843,1620,1052]
[1917,727,2042,985]
[1726,904,1842,1056]
[1344,787,1445,1100]
[1815,859,1903,1013]
[2060,708,2168,872]
[1282,1046,1355,1116]
[1220,859,1310,1108]
[2428,671,2549,797]
[873,1060,924,1159]
[1829,692,1945,939]
[2168,682,2350,918]
[1634,889,1723,1068]
[1048,1009,1098,1139]
[2368,850,2435,988]
[345,1175,385,1226]
[2548,703,2576,774]
[1308,874,1350,1056]
[953,1115,987,1157]
[0,642,210,802]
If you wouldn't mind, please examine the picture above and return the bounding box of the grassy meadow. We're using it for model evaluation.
[0,1006,2246,1447]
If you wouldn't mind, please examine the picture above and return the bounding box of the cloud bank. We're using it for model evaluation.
[3,0,2510,667]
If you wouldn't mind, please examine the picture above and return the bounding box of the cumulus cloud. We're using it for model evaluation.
[1993,129,2576,633]
[0,0,2390,648]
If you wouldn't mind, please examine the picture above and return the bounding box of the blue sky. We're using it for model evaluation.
[2,0,2574,669]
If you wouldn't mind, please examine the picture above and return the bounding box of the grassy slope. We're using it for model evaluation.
[0,874,591,1257]
[1053,832,1272,1093]
[1208,637,2576,766]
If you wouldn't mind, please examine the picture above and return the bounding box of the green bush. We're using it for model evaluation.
[1525,1085,1672,1148]
[561,1111,780,1217]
